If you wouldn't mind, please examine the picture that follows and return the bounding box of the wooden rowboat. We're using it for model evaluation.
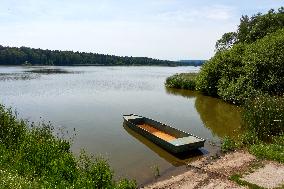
[123,114,205,153]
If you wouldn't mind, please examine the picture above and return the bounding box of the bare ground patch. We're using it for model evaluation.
[241,162,284,188]
[142,151,284,189]
[142,150,252,189]
[203,151,256,176]
[142,170,208,189]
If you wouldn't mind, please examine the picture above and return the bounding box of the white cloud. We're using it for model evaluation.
[2,0,281,60]
[156,5,235,24]
[204,5,234,20]
[0,19,236,60]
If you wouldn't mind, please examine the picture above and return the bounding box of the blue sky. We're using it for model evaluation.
[0,0,283,60]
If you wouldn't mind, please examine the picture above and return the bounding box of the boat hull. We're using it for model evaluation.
[123,114,205,154]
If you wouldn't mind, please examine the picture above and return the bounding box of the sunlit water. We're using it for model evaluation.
[0,66,242,184]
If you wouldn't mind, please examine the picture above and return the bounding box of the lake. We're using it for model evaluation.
[0,66,242,184]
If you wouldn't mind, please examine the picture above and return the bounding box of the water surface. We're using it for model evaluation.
[0,66,242,184]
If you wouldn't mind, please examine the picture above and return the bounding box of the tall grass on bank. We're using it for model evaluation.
[165,73,197,90]
[0,104,136,188]
[221,96,284,163]
[243,96,284,140]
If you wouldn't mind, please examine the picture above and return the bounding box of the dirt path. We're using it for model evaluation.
[142,151,284,189]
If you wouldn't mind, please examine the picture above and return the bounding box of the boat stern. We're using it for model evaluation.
[123,114,143,121]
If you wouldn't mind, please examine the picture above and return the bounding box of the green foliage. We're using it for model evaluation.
[221,96,283,163]
[196,43,245,98]
[0,169,38,189]
[243,29,284,96]
[238,8,284,44]
[115,179,137,189]
[242,95,284,140]
[215,32,237,52]
[195,55,222,96]
[197,29,284,104]
[216,7,284,51]
[249,135,284,163]
[238,131,260,146]
[249,143,284,163]
[0,104,137,188]
[0,105,27,148]
[0,45,176,66]
[165,73,197,90]
[221,136,237,152]
[170,8,284,104]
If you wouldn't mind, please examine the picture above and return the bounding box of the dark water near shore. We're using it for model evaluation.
[0,66,242,184]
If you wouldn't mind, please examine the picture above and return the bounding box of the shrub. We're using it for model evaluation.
[242,95,284,140]
[165,73,197,90]
[196,29,284,104]
[195,54,223,96]
[0,104,27,148]
[0,104,137,188]
[116,179,137,189]
[221,136,237,152]
[243,28,284,96]
[249,135,284,163]
[217,76,259,104]
[196,43,246,99]
[76,152,114,188]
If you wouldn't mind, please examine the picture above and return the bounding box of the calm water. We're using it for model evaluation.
[0,66,242,184]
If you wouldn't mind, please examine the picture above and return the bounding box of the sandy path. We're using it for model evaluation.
[142,151,284,189]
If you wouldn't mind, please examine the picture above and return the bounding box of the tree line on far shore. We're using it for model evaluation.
[0,45,186,66]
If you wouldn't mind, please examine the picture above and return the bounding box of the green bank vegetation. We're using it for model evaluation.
[165,73,198,90]
[0,104,136,188]
[166,8,284,162]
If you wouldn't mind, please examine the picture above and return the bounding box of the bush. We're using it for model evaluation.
[196,29,284,104]
[195,43,245,99]
[0,104,27,148]
[243,29,284,96]
[195,54,223,96]
[217,76,256,104]
[249,135,284,163]
[165,73,197,90]
[0,104,137,188]
[221,136,237,152]
[242,95,284,140]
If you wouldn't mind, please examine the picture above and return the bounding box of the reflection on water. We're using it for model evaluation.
[165,88,197,99]
[0,73,40,81]
[0,67,81,81]
[0,66,243,184]
[166,88,242,139]
[123,123,205,167]
[195,94,242,138]
[25,68,82,74]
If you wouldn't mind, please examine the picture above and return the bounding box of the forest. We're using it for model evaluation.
[0,45,183,66]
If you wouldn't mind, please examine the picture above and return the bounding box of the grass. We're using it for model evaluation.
[165,73,198,90]
[221,136,237,153]
[229,174,265,189]
[0,104,136,188]
[221,95,284,164]
[242,96,284,141]
[249,135,284,163]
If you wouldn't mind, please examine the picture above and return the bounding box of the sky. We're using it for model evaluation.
[0,0,283,60]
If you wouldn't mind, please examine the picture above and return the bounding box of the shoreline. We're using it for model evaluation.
[141,150,284,189]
